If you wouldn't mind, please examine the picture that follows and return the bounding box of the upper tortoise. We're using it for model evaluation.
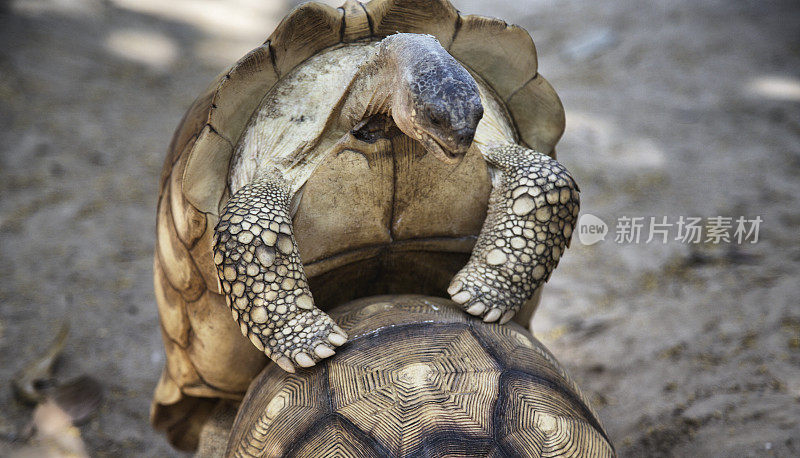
[153,0,578,449]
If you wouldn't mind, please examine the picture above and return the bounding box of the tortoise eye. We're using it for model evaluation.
[427,106,447,126]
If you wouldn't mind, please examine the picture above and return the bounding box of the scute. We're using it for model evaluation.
[160,84,214,191]
[449,14,538,100]
[160,326,202,389]
[341,0,371,42]
[279,418,383,458]
[183,45,280,214]
[328,328,500,454]
[169,152,206,247]
[333,295,467,337]
[292,139,394,264]
[389,136,491,241]
[507,75,566,155]
[153,257,190,347]
[156,185,205,302]
[226,296,613,457]
[498,375,614,456]
[472,318,576,382]
[365,0,458,46]
[208,45,279,146]
[182,125,233,215]
[184,290,265,395]
[189,216,222,293]
[231,371,329,456]
[268,3,343,76]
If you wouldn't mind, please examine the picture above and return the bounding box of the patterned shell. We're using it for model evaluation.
[152,0,565,450]
[227,295,614,457]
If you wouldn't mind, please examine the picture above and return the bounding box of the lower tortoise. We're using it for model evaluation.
[195,295,614,457]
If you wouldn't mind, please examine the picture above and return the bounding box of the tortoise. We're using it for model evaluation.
[196,295,614,456]
[152,0,577,450]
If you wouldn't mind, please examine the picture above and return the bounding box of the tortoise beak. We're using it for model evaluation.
[452,127,476,156]
[422,126,476,164]
[421,132,467,164]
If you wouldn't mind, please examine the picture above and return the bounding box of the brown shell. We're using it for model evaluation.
[152,0,566,450]
[226,295,614,457]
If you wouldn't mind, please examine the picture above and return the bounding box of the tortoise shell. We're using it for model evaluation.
[225,295,614,457]
[152,0,565,449]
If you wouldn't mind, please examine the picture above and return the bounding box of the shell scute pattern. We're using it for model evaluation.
[227,296,614,457]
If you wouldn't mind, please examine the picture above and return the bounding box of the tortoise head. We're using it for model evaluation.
[386,34,484,164]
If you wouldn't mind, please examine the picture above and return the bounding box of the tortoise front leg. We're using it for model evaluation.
[448,144,580,325]
[213,172,347,373]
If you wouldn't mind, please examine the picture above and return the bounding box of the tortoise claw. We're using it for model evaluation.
[214,172,345,373]
[294,353,315,368]
[450,144,580,327]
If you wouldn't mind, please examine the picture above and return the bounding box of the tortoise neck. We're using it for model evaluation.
[341,34,452,122]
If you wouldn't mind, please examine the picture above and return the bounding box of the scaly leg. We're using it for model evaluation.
[213,171,347,373]
[448,144,580,324]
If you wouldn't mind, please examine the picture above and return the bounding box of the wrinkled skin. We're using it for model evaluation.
[388,34,484,162]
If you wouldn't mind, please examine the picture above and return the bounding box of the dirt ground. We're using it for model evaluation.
[1,0,798,456]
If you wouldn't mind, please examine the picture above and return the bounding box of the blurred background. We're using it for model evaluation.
[1,0,798,455]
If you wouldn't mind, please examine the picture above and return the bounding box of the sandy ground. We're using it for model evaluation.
[1,0,798,456]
